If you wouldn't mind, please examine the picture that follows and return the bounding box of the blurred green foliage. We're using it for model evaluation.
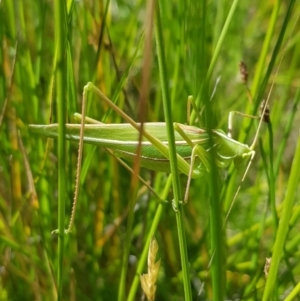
[0,0,300,300]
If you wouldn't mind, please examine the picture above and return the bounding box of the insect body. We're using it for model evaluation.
[28,82,261,235]
[29,121,254,178]
[30,93,255,207]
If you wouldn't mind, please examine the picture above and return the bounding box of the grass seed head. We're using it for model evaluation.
[140,237,161,301]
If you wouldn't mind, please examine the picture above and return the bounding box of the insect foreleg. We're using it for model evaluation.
[184,144,211,203]
[228,111,260,138]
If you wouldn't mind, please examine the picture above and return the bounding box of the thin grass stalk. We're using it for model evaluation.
[259,123,277,232]
[267,123,277,231]
[3,0,16,40]
[224,3,285,212]
[274,86,300,177]
[128,204,165,301]
[18,1,39,121]
[284,280,300,301]
[118,2,155,299]
[54,0,67,299]
[128,175,172,301]
[241,0,293,144]
[262,132,300,299]
[169,0,186,114]
[190,0,239,124]
[117,182,139,301]
[223,0,295,215]
[271,15,300,157]
[194,2,226,293]
[250,0,282,100]
[205,0,239,84]
[208,156,224,299]
[155,3,192,300]
[202,78,224,300]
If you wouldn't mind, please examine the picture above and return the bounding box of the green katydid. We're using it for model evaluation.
[29,84,260,187]
[29,79,269,233]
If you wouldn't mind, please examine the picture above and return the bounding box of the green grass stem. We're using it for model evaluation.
[155,3,192,300]
[54,0,67,299]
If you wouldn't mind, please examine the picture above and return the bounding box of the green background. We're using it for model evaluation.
[0,0,300,300]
